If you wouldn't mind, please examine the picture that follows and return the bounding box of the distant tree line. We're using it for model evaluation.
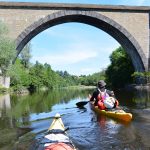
[9,50,106,92]
[6,43,107,92]
[79,71,105,86]
[8,54,80,92]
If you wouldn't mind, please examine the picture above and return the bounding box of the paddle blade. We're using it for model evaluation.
[76,101,89,107]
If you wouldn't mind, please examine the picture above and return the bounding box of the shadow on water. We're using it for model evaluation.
[0,88,150,149]
[76,106,87,113]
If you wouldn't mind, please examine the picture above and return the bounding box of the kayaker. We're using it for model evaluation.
[90,80,119,110]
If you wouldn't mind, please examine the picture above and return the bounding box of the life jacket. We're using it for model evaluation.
[97,89,109,110]
[97,89,118,109]
[97,89,109,102]
[98,101,105,110]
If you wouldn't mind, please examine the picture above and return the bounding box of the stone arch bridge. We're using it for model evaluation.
[0,2,150,72]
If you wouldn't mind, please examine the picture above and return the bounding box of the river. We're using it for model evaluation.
[0,88,150,150]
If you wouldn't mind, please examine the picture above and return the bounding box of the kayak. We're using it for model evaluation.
[40,113,77,150]
[90,102,132,122]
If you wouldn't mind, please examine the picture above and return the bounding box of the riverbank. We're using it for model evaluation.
[62,85,96,89]
[2,83,150,95]
[0,86,29,95]
[0,85,96,95]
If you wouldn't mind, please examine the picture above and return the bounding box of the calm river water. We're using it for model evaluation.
[0,88,150,150]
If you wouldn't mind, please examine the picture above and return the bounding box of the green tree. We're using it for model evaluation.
[0,21,16,76]
[43,63,55,89]
[8,59,30,91]
[29,61,45,91]
[105,46,134,88]
[28,62,67,91]
[56,70,79,86]
[79,70,106,86]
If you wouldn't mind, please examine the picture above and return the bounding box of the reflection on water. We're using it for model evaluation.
[0,88,150,149]
[0,94,11,118]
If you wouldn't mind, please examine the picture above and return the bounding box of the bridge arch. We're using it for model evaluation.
[16,10,146,72]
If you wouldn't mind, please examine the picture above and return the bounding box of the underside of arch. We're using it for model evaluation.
[16,10,147,72]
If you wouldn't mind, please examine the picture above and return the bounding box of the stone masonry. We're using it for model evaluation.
[0,2,150,72]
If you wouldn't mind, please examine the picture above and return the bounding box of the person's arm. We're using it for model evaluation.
[114,100,119,108]
[90,91,99,106]
[90,91,96,101]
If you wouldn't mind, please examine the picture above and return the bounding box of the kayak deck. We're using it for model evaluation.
[39,113,77,150]
[48,113,65,131]
[90,103,132,122]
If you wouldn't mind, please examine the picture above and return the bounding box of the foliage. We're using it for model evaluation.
[132,71,150,84]
[28,62,67,91]
[9,56,105,91]
[56,70,79,86]
[79,70,106,86]
[29,61,45,90]
[105,46,134,88]
[0,22,16,76]
[0,85,8,93]
[8,59,29,91]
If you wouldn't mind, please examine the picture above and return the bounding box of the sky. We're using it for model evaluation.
[31,23,120,75]
[3,0,150,76]
[2,0,150,6]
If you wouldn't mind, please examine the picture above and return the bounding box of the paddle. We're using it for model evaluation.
[76,94,92,107]
[76,100,90,107]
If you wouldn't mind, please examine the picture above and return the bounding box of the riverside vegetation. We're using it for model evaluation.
[0,21,149,93]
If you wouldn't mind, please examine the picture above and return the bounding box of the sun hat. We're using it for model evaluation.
[97,80,106,88]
